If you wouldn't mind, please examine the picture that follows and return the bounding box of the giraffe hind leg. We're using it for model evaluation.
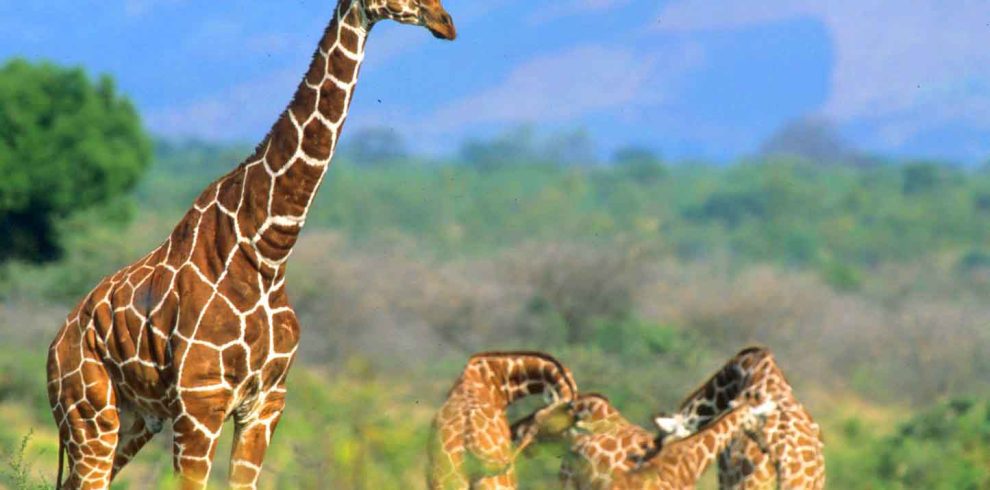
[50,361,120,489]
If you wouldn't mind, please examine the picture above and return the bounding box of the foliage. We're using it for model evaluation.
[340,127,409,167]
[0,431,49,490]
[114,136,990,287]
[875,399,990,489]
[612,145,666,184]
[759,116,869,166]
[0,59,151,263]
[828,399,990,490]
[3,128,990,487]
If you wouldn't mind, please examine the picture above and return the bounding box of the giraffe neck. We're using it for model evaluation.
[676,347,771,431]
[499,355,576,406]
[664,404,757,480]
[470,353,576,407]
[203,0,370,272]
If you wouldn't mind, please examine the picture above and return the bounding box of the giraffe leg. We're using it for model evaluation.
[228,393,287,489]
[110,408,160,479]
[171,392,228,490]
[474,464,517,490]
[51,363,120,489]
[466,441,516,489]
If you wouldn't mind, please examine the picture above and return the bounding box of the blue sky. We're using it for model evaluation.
[2,0,989,162]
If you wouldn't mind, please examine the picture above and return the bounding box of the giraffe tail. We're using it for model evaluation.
[55,437,64,490]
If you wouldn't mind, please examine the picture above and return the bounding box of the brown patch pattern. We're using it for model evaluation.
[427,352,578,490]
[46,0,457,488]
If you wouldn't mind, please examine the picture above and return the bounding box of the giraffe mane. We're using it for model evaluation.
[673,345,772,410]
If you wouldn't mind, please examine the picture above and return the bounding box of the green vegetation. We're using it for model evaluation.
[827,399,990,489]
[0,59,151,263]
[0,57,987,486]
[2,135,990,488]
[0,432,49,490]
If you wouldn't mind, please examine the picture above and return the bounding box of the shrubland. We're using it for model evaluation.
[2,139,988,488]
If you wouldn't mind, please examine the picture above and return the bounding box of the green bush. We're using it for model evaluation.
[0,432,48,490]
[0,59,151,263]
[875,399,990,489]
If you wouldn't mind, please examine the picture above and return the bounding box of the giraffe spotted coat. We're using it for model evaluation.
[428,352,578,490]
[666,346,826,489]
[46,1,456,488]
[612,399,775,490]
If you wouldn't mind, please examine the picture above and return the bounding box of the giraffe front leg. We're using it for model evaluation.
[171,392,228,490]
[228,392,286,489]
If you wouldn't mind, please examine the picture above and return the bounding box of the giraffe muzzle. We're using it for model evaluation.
[424,10,456,40]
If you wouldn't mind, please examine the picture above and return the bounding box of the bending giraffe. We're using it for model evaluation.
[45,1,457,488]
[427,351,579,490]
[512,393,657,489]
[655,346,825,489]
[514,393,774,490]
[612,397,776,490]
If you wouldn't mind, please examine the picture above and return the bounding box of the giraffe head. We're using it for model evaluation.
[362,0,457,40]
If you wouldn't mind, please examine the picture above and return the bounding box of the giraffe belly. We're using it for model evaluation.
[79,290,174,418]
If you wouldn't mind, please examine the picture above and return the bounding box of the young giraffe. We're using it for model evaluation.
[611,398,776,490]
[513,393,657,489]
[513,394,774,490]
[45,1,456,489]
[655,346,826,489]
[427,351,579,490]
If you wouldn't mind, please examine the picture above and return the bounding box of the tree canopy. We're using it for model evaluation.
[0,59,151,262]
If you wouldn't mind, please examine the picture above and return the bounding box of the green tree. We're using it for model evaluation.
[0,59,151,262]
[612,146,665,184]
[875,399,990,489]
[342,127,409,167]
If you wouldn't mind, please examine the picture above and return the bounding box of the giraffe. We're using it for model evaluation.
[654,346,826,489]
[512,393,657,489]
[611,398,776,490]
[513,393,774,490]
[45,1,456,488]
[427,351,579,490]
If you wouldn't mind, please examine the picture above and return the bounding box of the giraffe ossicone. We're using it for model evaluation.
[46,1,456,488]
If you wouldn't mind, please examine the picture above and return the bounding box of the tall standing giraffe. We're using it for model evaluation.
[654,346,826,489]
[428,351,579,490]
[45,1,456,488]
